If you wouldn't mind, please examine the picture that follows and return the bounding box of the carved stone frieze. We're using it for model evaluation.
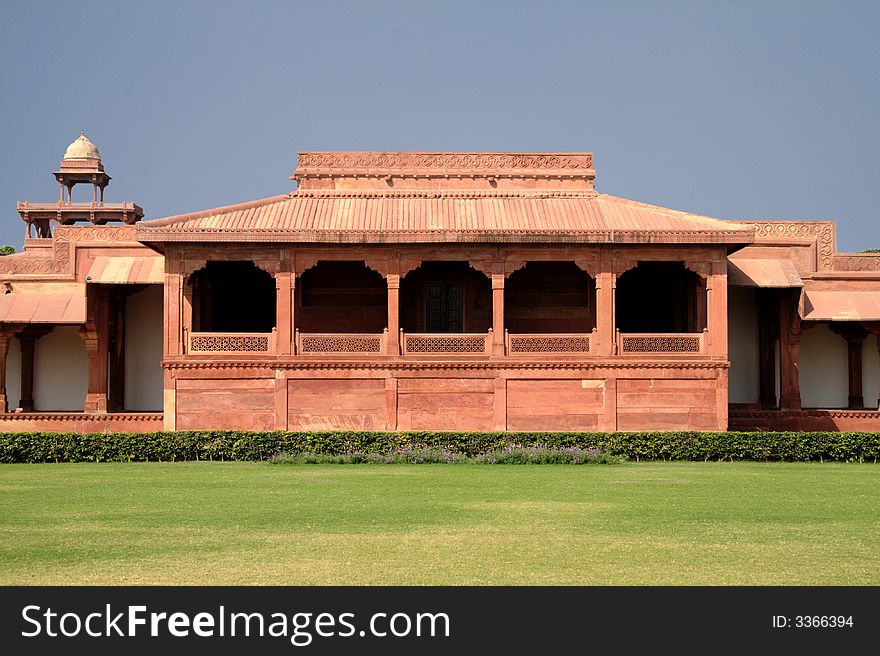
[55,225,140,242]
[0,224,144,278]
[296,152,594,172]
[738,221,835,271]
[832,254,880,272]
[729,409,880,419]
[163,359,728,371]
[0,412,162,421]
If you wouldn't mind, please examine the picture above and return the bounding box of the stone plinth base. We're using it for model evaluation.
[164,358,730,432]
[729,408,880,432]
[0,412,163,433]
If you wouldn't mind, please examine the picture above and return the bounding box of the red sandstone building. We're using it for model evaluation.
[2,135,879,433]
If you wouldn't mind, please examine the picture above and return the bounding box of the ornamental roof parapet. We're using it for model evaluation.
[292,152,596,192]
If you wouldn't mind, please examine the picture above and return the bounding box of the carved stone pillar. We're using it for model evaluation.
[757,290,778,409]
[275,272,293,355]
[0,331,10,413]
[876,333,880,410]
[695,284,708,331]
[706,261,728,357]
[594,251,615,357]
[593,272,615,356]
[829,323,868,409]
[787,318,802,412]
[82,288,110,414]
[387,274,400,356]
[182,276,194,350]
[18,333,37,412]
[491,274,505,356]
[165,271,183,357]
[107,291,126,413]
[290,275,297,354]
[779,290,802,411]
[846,334,865,409]
[16,326,53,412]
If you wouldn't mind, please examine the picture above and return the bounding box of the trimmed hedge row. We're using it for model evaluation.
[0,430,878,463]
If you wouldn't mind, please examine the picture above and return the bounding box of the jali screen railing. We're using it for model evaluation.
[187,331,275,354]
[401,332,491,355]
[506,330,593,354]
[617,330,706,354]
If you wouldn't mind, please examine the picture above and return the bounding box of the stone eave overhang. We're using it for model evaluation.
[135,227,754,246]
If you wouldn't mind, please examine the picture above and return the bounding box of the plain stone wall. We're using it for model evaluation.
[124,285,164,411]
[727,286,760,404]
[34,325,87,411]
[861,334,880,409]
[800,323,848,408]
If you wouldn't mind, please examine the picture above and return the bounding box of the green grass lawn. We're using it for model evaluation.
[1,462,878,585]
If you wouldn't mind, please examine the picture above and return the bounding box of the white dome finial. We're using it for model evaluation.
[63,132,101,161]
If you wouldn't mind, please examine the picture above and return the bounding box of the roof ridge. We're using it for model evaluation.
[292,189,599,199]
[142,194,290,227]
[598,194,753,231]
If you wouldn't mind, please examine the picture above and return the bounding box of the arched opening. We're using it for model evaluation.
[400,262,491,333]
[191,261,276,333]
[504,262,595,333]
[298,261,387,333]
[616,262,705,333]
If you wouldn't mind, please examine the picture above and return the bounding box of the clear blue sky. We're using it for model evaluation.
[1,0,878,251]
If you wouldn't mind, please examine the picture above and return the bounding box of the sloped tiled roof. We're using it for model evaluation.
[138,191,754,245]
[86,256,164,284]
[0,293,85,323]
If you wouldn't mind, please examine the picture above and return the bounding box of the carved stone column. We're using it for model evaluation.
[82,288,110,414]
[695,284,708,332]
[830,324,869,409]
[290,275,297,354]
[876,333,880,410]
[275,272,293,355]
[0,331,10,413]
[705,260,728,357]
[18,333,37,412]
[594,251,615,357]
[182,276,193,347]
[847,334,865,409]
[165,271,183,357]
[491,274,505,356]
[787,316,802,412]
[593,272,615,356]
[757,290,778,409]
[387,274,401,356]
[778,290,802,411]
[107,291,126,413]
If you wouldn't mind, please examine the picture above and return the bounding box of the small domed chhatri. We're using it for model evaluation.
[62,131,101,161]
